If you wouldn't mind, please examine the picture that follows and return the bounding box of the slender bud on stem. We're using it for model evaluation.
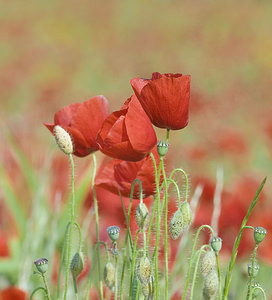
[53,125,73,155]
[142,275,155,300]
[136,203,150,231]
[203,269,219,299]
[104,262,115,290]
[180,201,192,228]
[169,209,184,240]
[136,256,152,286]
[201,251,216,277]
[70,252,84,278]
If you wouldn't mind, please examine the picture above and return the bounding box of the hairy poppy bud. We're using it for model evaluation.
[104,262,115,290]
[203,269,218,299]
[135,203,150,230]
[34,258,48,274]
[70,252,84,278]
[180,201,192,228]
[142,275,154,299]
[107,226,120,242]
[210,236,222,254]
[254,227,267,244]
[169,209,184,240]
[201,251,216,277]
[53,125,73,155]
[136,256,152,286]
[157,141,169,157]
[248,262,259,278]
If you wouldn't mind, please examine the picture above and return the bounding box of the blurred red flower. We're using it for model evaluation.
[131,72,190,130]
[96,94,157,161]
[95,146,160,199]
[44,95,109,157]
[0,230,9,257]
[1,286,26,300]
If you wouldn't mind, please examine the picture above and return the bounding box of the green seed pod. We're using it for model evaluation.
[135,203,150,230]
[250,280,261,298]
[248,262,259,278]
[136,256,151,286]
[70,252,84,278]
[53,125,73,155]
[157,141,169,157]
[34,258,48,274]
[203,269,219,299]
[142,275,154,300]
[201,251,216,277]
[180,201,192,228]
[210,236,222,254]
[169,209,184,240]
[104,262,115,290]
[107,225,120,242]
[254,227,267,244]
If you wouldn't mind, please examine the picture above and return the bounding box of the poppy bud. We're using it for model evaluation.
[157,141,169,157]
[180,201,192,228]
[201,251,216,277]
[248,262,259,278]
[142,275,154,299]
[203,269,218,299]
[104,262,115,290]
[70,252,84,278]
[53,125,73,155]
[169,209,184,240]
[250,281,261,298]
[135,203,150,230]
[34,258,48,274]
[254,227,267,244]
[210,236,222,254]
[107,226,120,242]
[136,256,152,286]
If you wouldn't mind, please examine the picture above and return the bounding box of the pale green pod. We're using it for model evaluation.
[169,209,184,240]
[70,252,84,278]
[104,262,115,290]
[53,125,73,155]
[201,251,216,277]
[203,269,219,299]
[142,275,154,300]
[136,256,151,286]
[180,201,192,228]
[135,203,150,230]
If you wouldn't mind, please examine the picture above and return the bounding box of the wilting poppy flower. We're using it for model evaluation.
[96,94,157,161]
[1,286,26,300]
[95,146,160,199]
[131,72,190,130]
[44,95,109,157]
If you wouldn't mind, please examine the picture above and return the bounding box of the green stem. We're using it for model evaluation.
[249,286,266,300]
[169,168,189,207]
[190,245,210,300]
[182,225,215,300]
[150,152,161,299]
[129,230,141,299]
[91,152,103,299]
[30,287,47,300]
[246,244,259,300]
[146,196,156,249]
[64,154,76,300]
[85,244,98,300]
[166,128,170,143]
[223,177,266,300]
[72,276,79,300]
[42,273,52,300]
[74,222,83,252]
[216,252,222,300]
[115,254,118,300]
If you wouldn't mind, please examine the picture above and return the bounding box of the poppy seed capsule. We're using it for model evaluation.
[180,201,192,228]
[203,269,219,299]
[53,125,73,155]
[70,252,84,278]
[107,225,120,242]
[34,258,48,274]
[210,236,222,254]
[248,262,260,278]
[104,262,115,290]
[136,256,152,286]
[254,227,267,244]
[135,203,150,230]
[169,209,184,240]
[142,275,155,300]
[250,281,261,298]
[157,141,169,157]
[201,251,216,277]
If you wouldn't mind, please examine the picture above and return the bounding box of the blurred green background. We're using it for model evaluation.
[0,0,272,298]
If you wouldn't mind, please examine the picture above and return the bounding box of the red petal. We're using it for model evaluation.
[54,103,80,126]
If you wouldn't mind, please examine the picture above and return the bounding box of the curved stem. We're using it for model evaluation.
[64,154,76,300]
[223,177,266,300]
[249,286,267,300]
[30,287,47,300]
[74,222,83,252]
[150,152,161,299]
[91,152,103,299]
[190,245,211,300]
[169,168,189,205]
[182,225,215,300]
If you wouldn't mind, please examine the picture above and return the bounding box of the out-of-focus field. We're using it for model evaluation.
[0,0,272,299]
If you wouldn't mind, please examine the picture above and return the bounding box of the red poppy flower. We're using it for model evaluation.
[44,95,109,157]
[1,286,26,300]
[96,94,157,161]
[131,72,190,130]
[95,146,160,199]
